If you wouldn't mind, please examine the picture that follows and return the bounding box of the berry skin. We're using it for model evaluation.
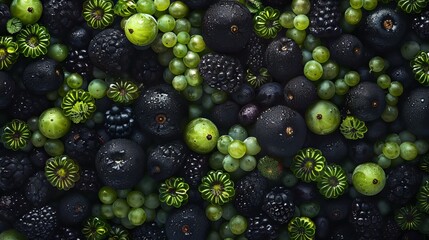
[14,205,58,240]
[245,212,279,240]
[350,198,383,239]
[234,171,268,217]
[308,0,341,38]
[262,186,295,224]
[384,164,422,205]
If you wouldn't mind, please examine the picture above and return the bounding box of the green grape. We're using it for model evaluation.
[162,32,177,48]
[136,0,156,14]
[335,78,349,95]
[279,11,296,28]
[322,60,340,80]
[317,80,336,100]
[415,140,429,155]
[381,105,398,122]
[182,85,203,101]
[312,46,330,63]
[48,43,68,62]
[98,186,118,205]
[299,202,320,218]
[183,51,200,68]
[154,0,170,11]
[38,107,71,139]
[220,222,235,239]
[400,142,419,161]
[66,73,83,89]
[383,142,401,159]
[282,170,298,187]
[398,131,416,143]
[144,193,160,209]
[303,34,321,51]
[168,1,189,18]
[144,207,156,222]
[229,215,248,235]
[239,155,257,172]
[173,43,187,58]
[185,68,203,86]
[174,18,191,33]
[286,28,306,45]
[304,60,323,81]
[151,33,169,53]
[88,79,108,99]
[117,189,130,199]
[125,13,158,46]
[92,112,104,124]
[163,68,175,83]
[31,130,46,148]
[136,175,158,195]
[43,139,64,156]
[168,57,186,75]
[218,135,234,154]
[223,154,240,172]
[128,208,146,226]
[209,151,225,170]
[188,10,203,27]
[243,137,261,155]
[291,0,311,14]
[385,93,398,106]
[388,81,403,97]
[177,31,191,44]
[401,41,420,60]
[386,133,401,144]
[228,140,247,159]
[228,125,248,141]
[112,199,130,218]
[187,35,205,52]
[376,154,391,169]
[201,94,214,110]
[293,14,310,30]
[158,14,176,32]
[377,74,391,89]
[172,75,187,91]
[369,56,385,73]
[10,0,43,25]
[127,191,145,208]
[210,90,227,104]
[350,0,363,9]
[27,117,39,132]
[344,7,362,25]
[206,204,223,221]
[222,203,237,220]
[344,71,360,87]
[362,0,377,10]
[158,49,174,66]
[100,204,114,219]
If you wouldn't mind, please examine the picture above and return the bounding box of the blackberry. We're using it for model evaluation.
[383,217,401,240]
[53,227,84,240]
[131,222,167,240]
[0,153,32,191]
[180,152,209,188]
[75,168,101,193]
[234,171,269,217]
[41,0,82,37]
[64,125,103,166]
[384,164,422,205]
[64,49,93,81]
[104,105,135,138]
[14,205,58,240]
[130,50,163,86]
[308,0,341,38]
[8,91,51,120]
[25,171,56,207]
[29,148,49,170]
[0,3,10,34]
[262,186,295,224]
[88,28,134,76]
[412,10,429,40]
[244,33,268,74]
[350,198,383,240]
[245,212,279,240]
[199,53,244,94]
[0,191,30,223]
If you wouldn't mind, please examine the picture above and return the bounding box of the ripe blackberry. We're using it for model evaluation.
[104,105,135,138]
[234,171,269,217]
[75,168,101,193]
[64,49,93,81]
[25,171,56,207]
[8,91,51,120]
[199,53,244,94]
[0,191,30,223]
[64,125,103,166]
[309,0,341,38]
[41,0,82,37]
[180,152,209,188]
[262,186,295,224]
[0,3,10,34]
[244,33,268,74]
[131,50,163,86]
[382,217,401,240]
[412,10,429,40]
[14,205,58,240]
[350,198,383,240]
[131,222,167,240]
[0,153,32,191]
[384,164,422,205]
[53,227,84,240]
[88,28,134,76]
[245,212,279,240]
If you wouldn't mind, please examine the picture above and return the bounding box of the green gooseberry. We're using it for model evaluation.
[305,100,341,135]
[352,162,386,196]
[10,0,43,25]
[184,117,219,154]
[38,107,71,139]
